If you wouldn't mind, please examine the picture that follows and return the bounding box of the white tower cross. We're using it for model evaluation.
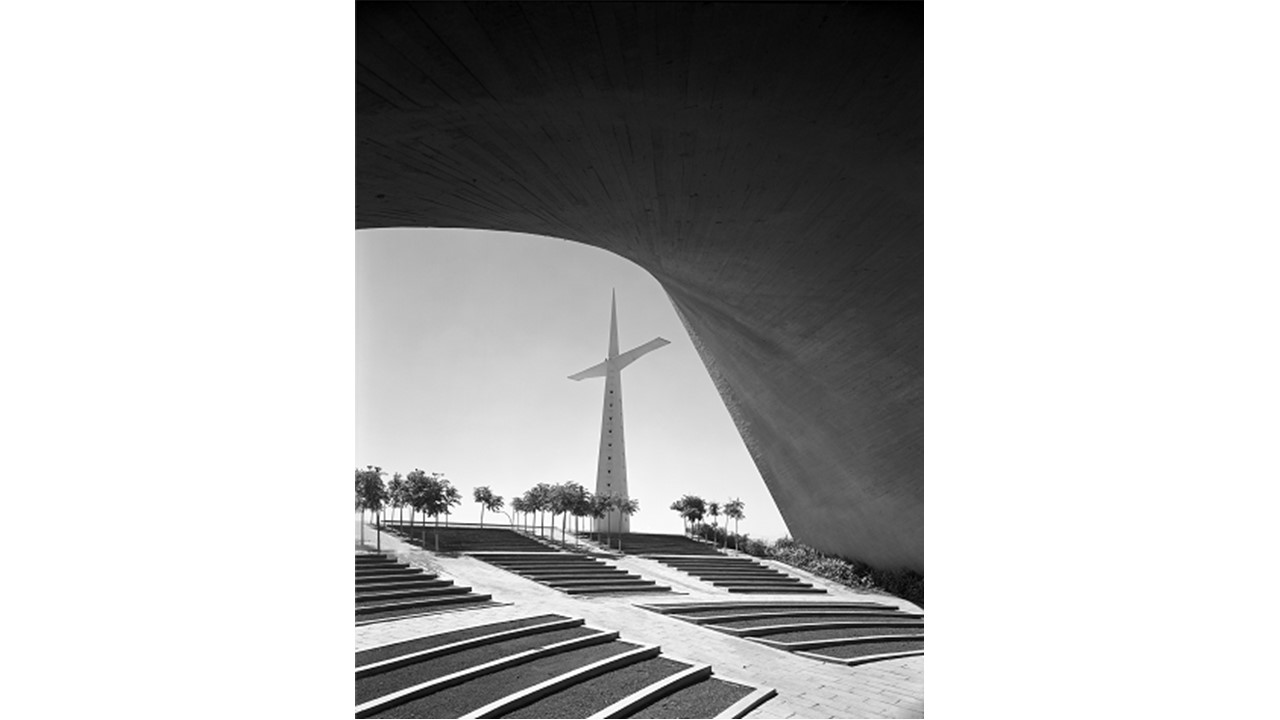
[568,290,669,533]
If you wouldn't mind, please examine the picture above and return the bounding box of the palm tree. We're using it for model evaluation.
[724,498,746,551]
[669,498,688,536]
[533,483,554,538]
[679,495,706,539]
[568,484,591,547]
[551,483,579,545]
[510,496,525,532]
[473,486,504,528]
[708,501,722,545]
[590,492,613,548]
[616,497,640,552]
[438,478,462,539]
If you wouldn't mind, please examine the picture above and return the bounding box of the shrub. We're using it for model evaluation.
[765,536,923,607]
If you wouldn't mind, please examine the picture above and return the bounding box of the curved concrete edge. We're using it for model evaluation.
[355,574,444,584]
[715,686,779,719]
[356,579,446,588]
[636,600,892,614]
[587,662,713,718]
[562,584,674,595]
[707,620,922,638]
[724,587,826,594]
[354,629,620,717]
[677,609,922,625]
[794,648,925,667]
[355,617,586,678]
[460,643,662,719]
[355,591,489,615]
[354,599,509,627]
[751,633,926,652]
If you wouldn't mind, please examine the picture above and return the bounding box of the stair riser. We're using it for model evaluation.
[356,587,470,602]
[725,587,826,593]
[355,593,491,615]
[546,579,655,587]
[357,578,448,588]
[562,586,672,594]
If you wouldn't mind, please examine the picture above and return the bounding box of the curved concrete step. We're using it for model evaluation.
[546,577,655,587]
[708,619,920,638]
[795,638,925,666]
[493,564,611,573]
[752,631,926,652]
[357,615,574,667]
[586,663,712,718]
[354,566,409,574]
[561,584,673,595]
[356,627,607,703]
[459,644,662,718]
[723,585,826,594]
[356,575,447,587]
[753,623,925,645]
[356,591,490,615]
[356,634,630,718]
[699,576,805,584]
[356,584,473,602]
[354,575,442,589]
[629,676,760,719]
[357,619,587,679]
[522,575,639,584]
[710,612,923,630]
[355,559,405,568]
[672,609,921,625]
[693,574,804,583]
[637,601,894,614]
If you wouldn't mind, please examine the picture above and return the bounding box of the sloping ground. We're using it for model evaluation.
[477,552,674,596]
[582,533,726,556]
[357,553,495,625]
[355,615,774,718]
[385,525,556,553]
[638,601,924,667]
[648,555,827,594]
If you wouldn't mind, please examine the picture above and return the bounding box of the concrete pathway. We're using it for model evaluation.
[355,523,923,718]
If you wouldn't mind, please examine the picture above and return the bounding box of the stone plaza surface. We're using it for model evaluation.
[355,523,923,719]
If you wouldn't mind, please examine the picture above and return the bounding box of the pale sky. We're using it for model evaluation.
[356,228,790,541]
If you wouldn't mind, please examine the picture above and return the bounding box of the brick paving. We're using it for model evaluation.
[355,522,923,718]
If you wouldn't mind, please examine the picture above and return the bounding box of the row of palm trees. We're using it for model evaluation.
[355,469,643,551]
[506,481,640,550]
[669,494,747,550]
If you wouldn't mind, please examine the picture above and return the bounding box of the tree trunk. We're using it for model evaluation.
[376,510,381,553]
[480,506,485,529]
[360,509,365,544]
[434,515,440,552]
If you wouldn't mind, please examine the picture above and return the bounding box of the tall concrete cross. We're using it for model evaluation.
[568,291,669,533]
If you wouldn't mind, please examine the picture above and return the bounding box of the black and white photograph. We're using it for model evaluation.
[354,2,923,717]
[9,1,1280,719]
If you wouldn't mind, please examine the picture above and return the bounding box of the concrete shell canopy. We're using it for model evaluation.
[357,2,923,572]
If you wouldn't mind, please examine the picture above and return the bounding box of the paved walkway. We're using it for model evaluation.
[355,522,923,718]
